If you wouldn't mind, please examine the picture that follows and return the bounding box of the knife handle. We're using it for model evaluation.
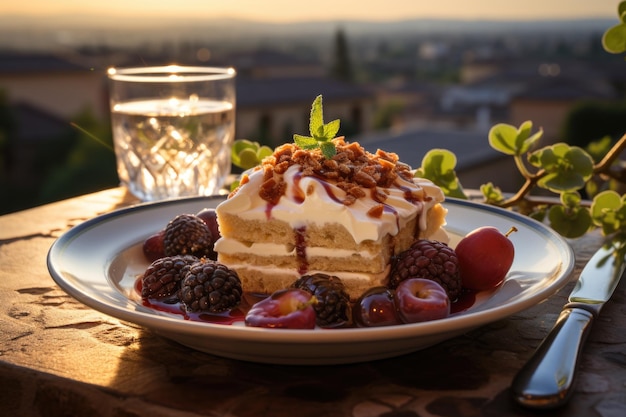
[511,304,594,409]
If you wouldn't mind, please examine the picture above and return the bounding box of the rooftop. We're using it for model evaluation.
[0,51,88,73]
[236,76,372,107]
[357,125,498,170]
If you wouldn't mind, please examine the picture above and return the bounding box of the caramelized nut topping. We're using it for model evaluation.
[367,204,385,218]
[229,137,423,212]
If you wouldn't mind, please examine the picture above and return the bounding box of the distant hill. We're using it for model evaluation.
[0,14,614,51]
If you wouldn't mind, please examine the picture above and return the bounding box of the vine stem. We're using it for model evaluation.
[499,168,546,208]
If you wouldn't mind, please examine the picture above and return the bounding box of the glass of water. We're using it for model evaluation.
[107,65,236,201]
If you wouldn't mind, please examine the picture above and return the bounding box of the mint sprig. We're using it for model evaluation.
[293,95,340,159]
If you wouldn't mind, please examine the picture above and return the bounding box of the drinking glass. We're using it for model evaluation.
[107,65,236,201]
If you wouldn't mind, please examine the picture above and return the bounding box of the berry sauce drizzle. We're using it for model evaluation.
[294,226,308,275]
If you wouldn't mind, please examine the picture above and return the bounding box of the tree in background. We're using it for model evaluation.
[330,28,354,82]
[562,100,626,150]
[373,100,406,130]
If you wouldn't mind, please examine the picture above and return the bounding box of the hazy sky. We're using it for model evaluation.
[0,0,620,22]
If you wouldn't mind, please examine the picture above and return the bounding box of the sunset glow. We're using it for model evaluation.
[0,0,618,22]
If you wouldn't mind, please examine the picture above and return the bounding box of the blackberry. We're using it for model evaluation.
[179,259,242,313]
[292,273,351,328]
[389,239,461,301]
[163,214,214,258]
[141,255,198,300]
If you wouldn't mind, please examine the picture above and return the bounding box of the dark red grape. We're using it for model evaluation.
[142,231,165,262]
[354,287,401,327]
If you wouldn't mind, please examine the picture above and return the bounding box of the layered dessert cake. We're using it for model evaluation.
[214,136,447,300]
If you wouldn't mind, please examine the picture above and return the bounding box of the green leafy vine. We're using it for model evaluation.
[416,125,626,238]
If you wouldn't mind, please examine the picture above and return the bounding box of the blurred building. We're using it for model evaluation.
[0,51,109,120]
[0,49,375,150]
[446,56,620,141]
[219,49,375,147]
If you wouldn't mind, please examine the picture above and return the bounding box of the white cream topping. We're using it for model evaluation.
[225,263,390,286]
[214,239,377,258]
[216,164,444,244]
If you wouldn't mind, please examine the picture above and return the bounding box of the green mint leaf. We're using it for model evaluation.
[313,124,326,140]
[320,141,337,159]
[294,134,318,149]
[309,95,324,137]
[322,119,340,140]
[293,95,339,158]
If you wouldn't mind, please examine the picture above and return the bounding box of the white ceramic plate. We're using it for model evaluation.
[47,196,574,365]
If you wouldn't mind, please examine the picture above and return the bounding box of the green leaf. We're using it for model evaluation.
[293,134,319,150]
[619,1,626,22]
[488,123,519,155]
[480,182,505,205]
[560,191,581,208]
[591,190,622,215]
[309,95,324,137]
[232,139,268,169]
[522,128,544,154]
[320,141,337,159]
[231,139,275,169]
[322,119,340,140]
[528,143,594,192]
[488,121,543,156]
[237,148,261,170]
[585,135,612,163]
[292,95,338,159]
[590,190,626,235]
[417,149,466,198]
[548,204,592,238]
[232,139,256,162]
[257,146,273,160]
[602,23,626,54]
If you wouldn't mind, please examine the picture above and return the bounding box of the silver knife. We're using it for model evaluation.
[511,239,626,409]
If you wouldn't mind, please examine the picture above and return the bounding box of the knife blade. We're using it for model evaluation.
[511,240,626,409]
